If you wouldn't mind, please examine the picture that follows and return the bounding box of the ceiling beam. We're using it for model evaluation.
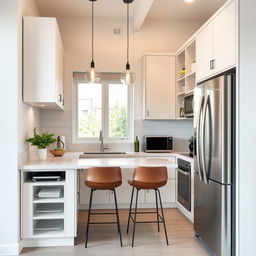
[132,0,154,31]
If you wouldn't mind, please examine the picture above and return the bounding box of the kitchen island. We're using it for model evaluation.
[19,152,193,249]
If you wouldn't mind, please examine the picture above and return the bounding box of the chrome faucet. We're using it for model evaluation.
[99,130,105,152]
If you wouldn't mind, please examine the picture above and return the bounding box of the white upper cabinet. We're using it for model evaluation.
[196,0,235,82]
[213,1,236,75]
[143,55,176,120]
[196,22,214,82]
[23,17,64,110]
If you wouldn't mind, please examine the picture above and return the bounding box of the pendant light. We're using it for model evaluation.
[121,0,135,86]
[85,0,100,83]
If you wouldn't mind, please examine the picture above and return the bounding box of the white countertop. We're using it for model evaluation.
[20,151,193,170]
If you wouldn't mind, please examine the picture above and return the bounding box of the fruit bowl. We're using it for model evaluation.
[50,149,65,157]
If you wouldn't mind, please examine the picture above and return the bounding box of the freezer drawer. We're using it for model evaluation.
[194,173,231,256]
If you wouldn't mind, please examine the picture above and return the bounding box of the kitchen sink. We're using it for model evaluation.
[79,152,127,159]
[83,152,127,155]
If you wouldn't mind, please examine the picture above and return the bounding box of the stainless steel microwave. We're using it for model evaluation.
[144,136,173,153]
[184,93,194,117]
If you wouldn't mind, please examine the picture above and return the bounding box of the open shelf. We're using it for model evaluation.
[33,229,65,238]
[177,91,185,96]
[186,71,195,78]
[33,196,64,204]
[176,39,196,119]
[177,76,185,82]
[33,212,64,220]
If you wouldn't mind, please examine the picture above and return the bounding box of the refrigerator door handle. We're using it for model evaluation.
[201,95,210,184]
[196,96,204,182]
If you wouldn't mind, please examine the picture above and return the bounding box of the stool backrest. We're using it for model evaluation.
[86,167,122,183]
[133,166,168,183]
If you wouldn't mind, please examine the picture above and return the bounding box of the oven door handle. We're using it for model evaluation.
[177,168,191,176]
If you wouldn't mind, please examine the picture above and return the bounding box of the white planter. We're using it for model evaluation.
[38,148,47,161]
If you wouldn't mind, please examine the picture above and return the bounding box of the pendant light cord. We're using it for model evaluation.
[91,0,94,64]
[126,2,130,67]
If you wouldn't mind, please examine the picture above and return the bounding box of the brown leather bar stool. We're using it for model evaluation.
[127,166,169,247]
[84,167,123,248]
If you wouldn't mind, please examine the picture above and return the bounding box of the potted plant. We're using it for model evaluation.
[26,128,57,160]
[188,136,194,157]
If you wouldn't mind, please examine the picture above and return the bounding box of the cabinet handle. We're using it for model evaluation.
[146,110,149,117]
[63,98,65,106]
[59,94,62,102]
[212,59,215,69]
[210,59,216,70]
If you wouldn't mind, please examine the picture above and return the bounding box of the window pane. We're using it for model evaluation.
[77,83,102,138]
[108,84,128,139]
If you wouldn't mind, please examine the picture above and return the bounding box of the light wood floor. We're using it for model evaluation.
[22,209,212,256]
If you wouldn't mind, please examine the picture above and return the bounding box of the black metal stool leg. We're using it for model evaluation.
[157,189,169,245]
[155,189,160,232]
[113,189,123,247]
[85,188,94,248]
[127,186,135,233]
[132,188,139,247]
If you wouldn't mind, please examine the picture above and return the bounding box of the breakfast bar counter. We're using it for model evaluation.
[20,152,181,170]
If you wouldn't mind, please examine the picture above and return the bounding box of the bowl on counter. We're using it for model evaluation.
[50,149,66,157]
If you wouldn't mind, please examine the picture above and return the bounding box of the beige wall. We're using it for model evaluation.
[18,0,41,160]
[41,16,201,151]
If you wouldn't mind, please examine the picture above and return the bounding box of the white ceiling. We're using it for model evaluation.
[147,0,227,21]
[35,0,227,22]
[35,0,139,18]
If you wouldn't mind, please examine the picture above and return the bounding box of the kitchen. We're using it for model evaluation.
[0,0,255,255]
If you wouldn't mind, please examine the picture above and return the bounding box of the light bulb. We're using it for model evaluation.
[85,61,100,83]
[121,69,135,86]
[121,63,135,86]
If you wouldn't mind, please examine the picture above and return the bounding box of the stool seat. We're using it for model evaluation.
[85,180,122,190]
[128,180,167,189]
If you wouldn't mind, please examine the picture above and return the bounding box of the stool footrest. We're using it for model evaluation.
[130,214,164,223]
[90,221,119,225]
[90,212,116,215]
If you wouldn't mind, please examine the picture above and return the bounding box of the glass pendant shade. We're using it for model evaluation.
[121,0,135,86]
[85,61,100,83]
[86,0,100,83]
[121,63,135,86]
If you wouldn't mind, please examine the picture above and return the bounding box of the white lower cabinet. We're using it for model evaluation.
[110,169,145,204]
[79,169,110,205]
[145,179,176,204]
[21,170,76,239]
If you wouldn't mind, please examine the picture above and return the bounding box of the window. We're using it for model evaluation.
[73,75,133,143]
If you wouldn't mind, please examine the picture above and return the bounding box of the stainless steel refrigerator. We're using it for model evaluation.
[194,74,235,256]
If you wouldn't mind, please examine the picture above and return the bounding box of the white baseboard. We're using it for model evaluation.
[21,238,74,248]
[0,243,22,256]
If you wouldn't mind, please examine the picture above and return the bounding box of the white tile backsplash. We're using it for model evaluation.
[41,111,193,152]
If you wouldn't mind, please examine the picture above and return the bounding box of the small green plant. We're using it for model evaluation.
[26,128,57,149]
[188,136,194,144]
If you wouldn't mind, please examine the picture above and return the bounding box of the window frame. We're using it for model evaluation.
[72,79,134,144]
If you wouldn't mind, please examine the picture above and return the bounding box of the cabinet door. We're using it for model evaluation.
[144,55,176,119]
[145,179,176,204]
[79,170,110,206]
[213,1,236,74]
[110,169,145,204]
[55,23,64,108]
[196,22,214,82]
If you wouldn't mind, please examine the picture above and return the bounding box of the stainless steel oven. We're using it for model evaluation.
[184,93,194,117]
[177,158,191,211]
